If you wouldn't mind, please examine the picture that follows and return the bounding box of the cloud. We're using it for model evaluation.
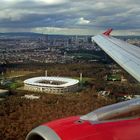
[32,27,98,35]
[0,0,139,35]
[35,0,68,5]
[77,17,90,25]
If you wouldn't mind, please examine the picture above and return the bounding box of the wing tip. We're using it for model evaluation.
[103,28,113,36]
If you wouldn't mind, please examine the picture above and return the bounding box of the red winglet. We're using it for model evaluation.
[103,28,113,36]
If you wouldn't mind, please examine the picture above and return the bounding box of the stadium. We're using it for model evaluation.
[24,76,79,94]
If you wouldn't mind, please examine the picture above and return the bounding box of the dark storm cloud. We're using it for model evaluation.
[0,0,140,34]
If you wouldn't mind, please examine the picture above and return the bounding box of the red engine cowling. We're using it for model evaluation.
[26,98,140,140]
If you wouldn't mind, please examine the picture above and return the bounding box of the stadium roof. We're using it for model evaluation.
[24,77,79,88]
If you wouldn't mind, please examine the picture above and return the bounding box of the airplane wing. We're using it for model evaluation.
[92,29,140,82]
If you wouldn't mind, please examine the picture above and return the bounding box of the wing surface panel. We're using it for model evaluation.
[92,34,140,82]
[106,36,140,59]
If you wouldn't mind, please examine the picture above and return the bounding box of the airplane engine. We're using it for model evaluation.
[26,98,140,140]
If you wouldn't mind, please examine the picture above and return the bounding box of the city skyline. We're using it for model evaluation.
[0,0,140,35]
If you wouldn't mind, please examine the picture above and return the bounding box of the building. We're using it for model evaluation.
[24,76,79,94]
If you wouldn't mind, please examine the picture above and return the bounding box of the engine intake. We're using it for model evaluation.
[26,126,61,140]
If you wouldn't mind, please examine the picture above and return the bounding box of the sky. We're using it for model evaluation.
[0,0,140,35]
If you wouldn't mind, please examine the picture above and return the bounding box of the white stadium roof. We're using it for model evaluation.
[24,76,79,88]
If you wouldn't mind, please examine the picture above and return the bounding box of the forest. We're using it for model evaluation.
[0,62,139,140]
